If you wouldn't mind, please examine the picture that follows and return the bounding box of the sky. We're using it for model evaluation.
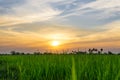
[0,0,120,53]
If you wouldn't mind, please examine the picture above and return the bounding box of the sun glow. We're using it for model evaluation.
[51,41,60,46]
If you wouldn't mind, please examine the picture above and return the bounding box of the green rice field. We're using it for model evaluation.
[0,55,120,80]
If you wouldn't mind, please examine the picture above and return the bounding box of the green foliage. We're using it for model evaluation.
[0,55,120,80]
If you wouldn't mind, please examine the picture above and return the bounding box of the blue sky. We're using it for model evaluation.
[0,0,120,53]
[0,0,120,27]
[52,0,119,26]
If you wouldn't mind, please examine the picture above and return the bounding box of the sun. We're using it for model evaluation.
[51,41,60,46]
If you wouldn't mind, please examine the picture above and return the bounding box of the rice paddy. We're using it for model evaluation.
[0,54,120,80]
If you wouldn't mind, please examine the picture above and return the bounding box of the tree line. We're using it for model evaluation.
[0,48,120,55]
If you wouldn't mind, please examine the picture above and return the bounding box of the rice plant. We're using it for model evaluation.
[0,55,120,80]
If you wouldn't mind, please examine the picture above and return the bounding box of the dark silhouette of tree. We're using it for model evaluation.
[21,52,25,55]
[92,48,95,53]
[118,53,120,55]
[90,48,98,54]
[16,52,20,55]
[94,48,98,54]
[10,51,22,55]
[72,51,75,54]
[104,53,108,55]
[100,48,103,53]
[98,51,101,54]
[108,51,113,55]
[88,49,92,54]
[26,53,30,55]
[7,48,117,55]
[44,52,52,55]
[76,51,87,55]
[10,51,16,55]
[34,52,41,55]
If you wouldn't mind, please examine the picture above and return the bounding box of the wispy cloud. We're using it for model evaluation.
[0,21,120,52]
[68,20,120,48]
[62,0,120,19]
[1,0,120,26]
[0,0,120,52]
[0,0,65,26]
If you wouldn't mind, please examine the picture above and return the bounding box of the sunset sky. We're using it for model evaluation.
[0,0,120,53]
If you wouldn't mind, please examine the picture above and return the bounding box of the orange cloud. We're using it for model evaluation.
[0,21,120,52]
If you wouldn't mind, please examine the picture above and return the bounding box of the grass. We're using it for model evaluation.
[0,54,120,80]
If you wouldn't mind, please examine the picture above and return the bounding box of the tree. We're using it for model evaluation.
[98,51,101,54]
[21,52,25,55]
[16,52,20,55]
[34,52,41,55]
[100,48,103,53]
[88,49,92,54]
[108,51,113,55]
[94,48,98,54]
[118,53,120,55]
[10,51,16,55]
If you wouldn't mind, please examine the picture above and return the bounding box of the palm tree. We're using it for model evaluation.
[94,48,98,53]
[92,48,98,54]
[100,48,103,53]
[88,49,92,54]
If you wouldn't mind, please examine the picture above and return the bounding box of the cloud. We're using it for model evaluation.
[1,0,120,26]
[66,20,120,49]
[80,0,120,10]
[62,0,120,19]
[0,0,65,26]
[0,9,61,26]
[0,0,81,26]
[0,0,120,52]
[1,21,120,50]
[0,24,79,47]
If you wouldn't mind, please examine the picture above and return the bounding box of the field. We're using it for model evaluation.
[0,54,120,80]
